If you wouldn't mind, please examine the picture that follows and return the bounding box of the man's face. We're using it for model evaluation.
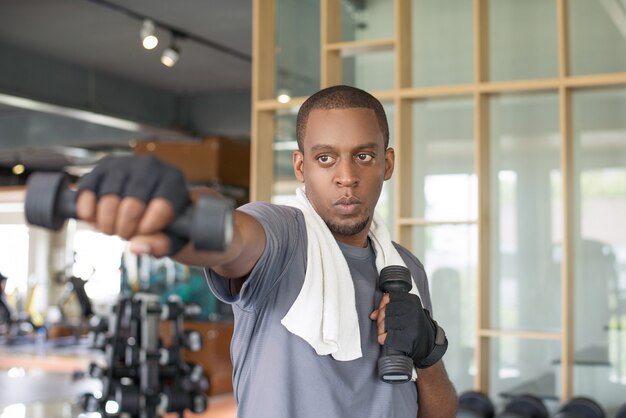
[293,107,394,247]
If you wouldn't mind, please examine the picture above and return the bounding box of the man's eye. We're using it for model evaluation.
[318,155,335,164]
[356,154,373,162]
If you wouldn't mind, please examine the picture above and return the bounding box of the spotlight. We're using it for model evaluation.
[161,45,180,67]
[140,19,158,50]
[277,89,291,104]
[12,163,25,175]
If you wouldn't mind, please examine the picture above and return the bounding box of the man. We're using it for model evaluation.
[75,85,457,417]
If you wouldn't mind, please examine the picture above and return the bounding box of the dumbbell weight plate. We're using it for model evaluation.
[498,394,549,418]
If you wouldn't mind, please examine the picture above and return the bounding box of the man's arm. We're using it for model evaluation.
[416,361,457,418]
[370,293,458,418]
[171,209,265,279]
[74,156,266,280]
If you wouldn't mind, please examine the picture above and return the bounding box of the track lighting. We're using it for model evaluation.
[161,45,180,67]
[161,35,181,67]
[140,19,158,50]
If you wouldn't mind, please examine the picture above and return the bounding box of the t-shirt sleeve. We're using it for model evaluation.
[205,202,303,311]
[393,243,433,314]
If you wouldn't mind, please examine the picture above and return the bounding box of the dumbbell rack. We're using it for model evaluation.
[83,294,208,418]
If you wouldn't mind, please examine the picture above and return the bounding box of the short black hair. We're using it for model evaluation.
[296,85,389,151]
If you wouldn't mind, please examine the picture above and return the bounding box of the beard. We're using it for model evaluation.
[324,216,370,237]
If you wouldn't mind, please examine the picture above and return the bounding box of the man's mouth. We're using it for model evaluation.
[334,196,361,215]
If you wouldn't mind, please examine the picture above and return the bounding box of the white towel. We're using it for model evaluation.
[282,188,421,361]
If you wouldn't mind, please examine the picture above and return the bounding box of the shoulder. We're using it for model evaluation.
[392,242,433,311]
[392,242,425,276]
[237,202,302,218]
[238,202,304,227]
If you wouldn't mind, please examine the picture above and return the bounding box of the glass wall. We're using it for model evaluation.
[411,97,476,220]
[341,0,394,42]
[569,0,626,76]
[571,87,626,414]
[275,0,320,98]
[412,223,477,393]
[490,337,561,406]
[412,0,473,86]
[255,0,626,408]
[489,0,557,81]
[490,92,562,333]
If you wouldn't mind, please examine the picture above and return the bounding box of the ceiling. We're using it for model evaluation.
[0,0,252,92]
[0,0,253,180]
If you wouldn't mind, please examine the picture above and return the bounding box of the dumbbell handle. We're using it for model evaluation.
[378,265,414,384]
[25,172,234,252]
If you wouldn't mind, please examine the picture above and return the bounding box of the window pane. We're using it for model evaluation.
[411,97,476,221]
[343,50,395,92]
[490,92,561,332]
[276,0,320,98]
[272,108,300,203]
[412,0,473,87]
[341,0,394,42]
[377,103,395,230]
[490,337,561,407]
[572,88,626,414]
[411,224,477,393]
[569,0,626,76]
[489,0,558,81]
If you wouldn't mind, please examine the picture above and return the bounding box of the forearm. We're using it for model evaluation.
[416,361,457,418]
[173,210,265,278]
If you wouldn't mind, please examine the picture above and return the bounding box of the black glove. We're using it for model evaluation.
[77,155,190,255]
[384,292,448,368]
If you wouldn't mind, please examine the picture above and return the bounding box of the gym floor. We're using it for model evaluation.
[0,347,237,418]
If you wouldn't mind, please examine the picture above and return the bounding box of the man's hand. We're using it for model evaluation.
[76,155,189,257]
[370,292,447,368]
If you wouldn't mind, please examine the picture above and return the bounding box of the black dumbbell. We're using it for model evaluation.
[496,394,549,418]
[25,172,234,251]
[616,402,626,418]
[158,388,208,414]
[377,265,414,384]
[554,397,605,418]
[457,391,495,418]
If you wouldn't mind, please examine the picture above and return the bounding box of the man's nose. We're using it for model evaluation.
[334,159,359,187]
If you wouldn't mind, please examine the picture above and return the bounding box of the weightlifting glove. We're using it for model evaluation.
[77,155,190,255]
[384,292,448,368]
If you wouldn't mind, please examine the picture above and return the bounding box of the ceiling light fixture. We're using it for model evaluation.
[161,45,180,67]
[140,19,158,50]
[161,34,181,67]
[12,163,25,176]
[277,89,291,104]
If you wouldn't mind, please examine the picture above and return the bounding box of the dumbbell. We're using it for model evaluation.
[158,388,207,414]
[377,265,414,384]
[553,397,605,418]
[456,391,495,418]
[25,172,234,252]
[496,394,548,418]
[616,402,626,418]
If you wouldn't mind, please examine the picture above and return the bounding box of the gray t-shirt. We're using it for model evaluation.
[206,202,433,418]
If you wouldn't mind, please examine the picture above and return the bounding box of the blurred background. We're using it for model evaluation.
[0,0,625,417]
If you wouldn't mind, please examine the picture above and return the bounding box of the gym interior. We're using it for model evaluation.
[0,1,625,417]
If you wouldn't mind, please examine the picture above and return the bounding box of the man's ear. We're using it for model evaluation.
[293,151,305,183]
[384,147,395,181]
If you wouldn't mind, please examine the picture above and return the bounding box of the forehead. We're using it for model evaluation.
[302,107,384,149]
